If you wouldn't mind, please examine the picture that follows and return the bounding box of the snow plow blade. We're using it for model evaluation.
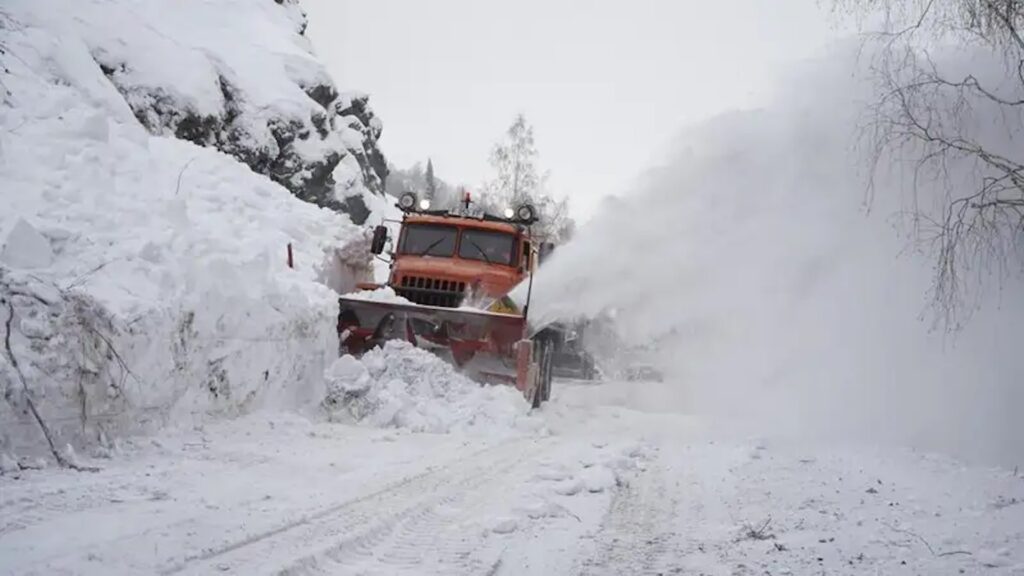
[338,296,530,380]
[337,296,553,405]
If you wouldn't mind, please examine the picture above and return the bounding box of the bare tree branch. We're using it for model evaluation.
[842,1,1024,326]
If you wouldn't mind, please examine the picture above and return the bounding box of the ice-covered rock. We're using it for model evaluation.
[7,0,388,224]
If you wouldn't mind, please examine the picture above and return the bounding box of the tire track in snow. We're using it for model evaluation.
[0,485,127,535]
[0,443,271,537]
[311,438,558,576]
[0,470,182,537]
[162,437,551,576]
[579,450,679,576]
[275,436,556,576]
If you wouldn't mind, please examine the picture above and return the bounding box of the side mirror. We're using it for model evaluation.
[370,225,388,255]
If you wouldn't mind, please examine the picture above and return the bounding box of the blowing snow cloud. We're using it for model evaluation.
[522,43,1024,466]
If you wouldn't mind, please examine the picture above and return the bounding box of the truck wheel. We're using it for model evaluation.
[338,307,360,355]
[582,355,596,381]
[532,337,554,408]
[541,341,554,402]
[369,312,397,349]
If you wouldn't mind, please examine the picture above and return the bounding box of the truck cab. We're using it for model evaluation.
[371,192,540,310]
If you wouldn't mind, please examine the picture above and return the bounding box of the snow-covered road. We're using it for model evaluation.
[3,380,1023,575]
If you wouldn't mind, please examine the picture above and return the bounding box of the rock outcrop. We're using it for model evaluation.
[81,0,387,224]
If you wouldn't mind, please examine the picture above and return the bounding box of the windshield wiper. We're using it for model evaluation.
[416,238,446,257]
[467,240,493,265]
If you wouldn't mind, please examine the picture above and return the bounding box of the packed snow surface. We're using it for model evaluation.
[2,380,1021,575]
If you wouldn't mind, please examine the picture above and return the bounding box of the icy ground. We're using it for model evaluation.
[2,378,1022,576]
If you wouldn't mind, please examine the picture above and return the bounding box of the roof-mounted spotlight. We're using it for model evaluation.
[419,198,431,211]
[515,203,537,224]
[503,207,515,219]
[398,192,417,212]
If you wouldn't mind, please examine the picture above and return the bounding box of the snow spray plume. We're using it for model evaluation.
[517,43,1024,466]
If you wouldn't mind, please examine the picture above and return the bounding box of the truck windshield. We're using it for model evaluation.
[400,224,457,257]
[459,229,516,266]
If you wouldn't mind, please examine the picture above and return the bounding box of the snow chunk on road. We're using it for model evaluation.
[324,341,535,434]
[0,453,19,475]
[553,477,585,496]
[491,517,519,534]
[323,355,372,395]
[580,464,617,493]
[515,499,570,520]
[977,548,1014,568]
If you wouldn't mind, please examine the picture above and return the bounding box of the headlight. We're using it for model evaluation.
[398,192,417,211]
[503,207,515,219]
[419,198,431,210]
[516,204,536,222]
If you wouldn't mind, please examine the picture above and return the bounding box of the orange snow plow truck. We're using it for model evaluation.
[337,191,558,407]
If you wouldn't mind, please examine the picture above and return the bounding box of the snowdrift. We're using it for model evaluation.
[521,44,1024,465]
[323,341,535,435]
[0,2,382,461]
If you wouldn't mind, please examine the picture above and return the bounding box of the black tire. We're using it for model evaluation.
[369,312,397,349]
[581,353,596,381]
[531,336,554,408]
[338,306,360,355]
[541,341,554,402]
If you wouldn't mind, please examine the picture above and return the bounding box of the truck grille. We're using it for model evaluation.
[395,276,466,308]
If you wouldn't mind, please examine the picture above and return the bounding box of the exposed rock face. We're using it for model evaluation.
[86,0,387,224]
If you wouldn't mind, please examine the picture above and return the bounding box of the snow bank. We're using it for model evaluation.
[323,341,535,434]
[518,43,1024,466]
[0,3,379,460]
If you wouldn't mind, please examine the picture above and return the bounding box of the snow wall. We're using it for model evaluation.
[520,43,1024,466]
[0,1,382,460]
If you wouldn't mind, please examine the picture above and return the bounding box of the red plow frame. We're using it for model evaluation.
[337,297,552,404]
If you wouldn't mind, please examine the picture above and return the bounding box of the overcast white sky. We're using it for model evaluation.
[303,0,848,221]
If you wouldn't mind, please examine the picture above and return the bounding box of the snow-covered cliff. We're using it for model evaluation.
[0,0,386,464]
